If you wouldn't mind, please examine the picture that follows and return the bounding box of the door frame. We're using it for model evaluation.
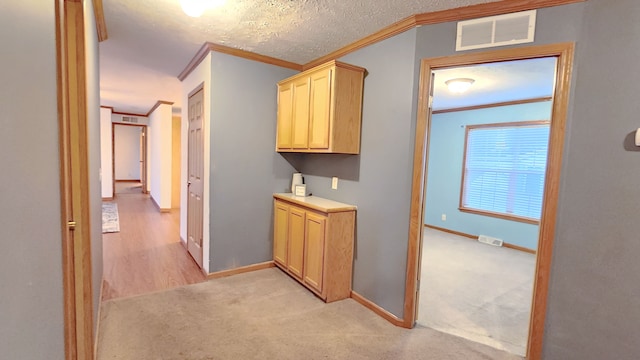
[56,0,95,358]
[403,42,575,360]
[111,122,148,196]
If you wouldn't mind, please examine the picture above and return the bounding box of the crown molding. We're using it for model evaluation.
[303,15,418,70]
[101,101,173,117]
[178,42,304,81]
[303,0,585,70]
[92,0,108,42]
[146,100,174,117]
[413,0,584,24]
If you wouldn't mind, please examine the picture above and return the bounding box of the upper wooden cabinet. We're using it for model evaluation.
[276,61,365,154]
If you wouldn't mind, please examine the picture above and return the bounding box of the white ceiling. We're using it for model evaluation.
[99,0,503,115]
[432,57,558,111]
[94,0,562,117]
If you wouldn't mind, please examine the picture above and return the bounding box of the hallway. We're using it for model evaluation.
[114,180,143,195]
[102,192,205,300]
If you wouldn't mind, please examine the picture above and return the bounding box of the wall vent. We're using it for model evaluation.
[456,10,536,51]
[122,116,139,123]
[478,235,504,247]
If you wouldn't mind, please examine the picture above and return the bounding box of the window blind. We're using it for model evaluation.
[461,122,550,221]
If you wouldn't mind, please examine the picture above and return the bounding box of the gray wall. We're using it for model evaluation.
[84,0,104,333]
[208,53,298,271]
[544,0,640,358]
[321,2,640,358]
[0,1,65,358]
[296,3,585,321]
[299,29,420,317]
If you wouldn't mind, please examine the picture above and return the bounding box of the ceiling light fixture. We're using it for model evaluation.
[180,0,226,18]
[180,0,207,17]
[445,78,475,93]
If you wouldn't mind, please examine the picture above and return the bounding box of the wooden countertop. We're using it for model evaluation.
[273,193,357,213]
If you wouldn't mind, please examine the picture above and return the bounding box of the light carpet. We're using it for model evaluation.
[102,202,120,233]
[418,227,536,356]
[97,268,521,360]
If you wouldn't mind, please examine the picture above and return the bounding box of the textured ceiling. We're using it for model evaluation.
[99,0,507,114]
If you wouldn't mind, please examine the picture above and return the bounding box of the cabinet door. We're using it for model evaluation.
[304,212,326,293]
[276,83,293,149]
[288,206,306,279]
[309,69,332,149]
[292,78,310,149]
[273,202,289,266]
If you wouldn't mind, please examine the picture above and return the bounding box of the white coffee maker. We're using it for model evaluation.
[291,173,303,193]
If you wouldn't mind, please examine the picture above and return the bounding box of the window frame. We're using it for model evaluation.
[458,120,550,225]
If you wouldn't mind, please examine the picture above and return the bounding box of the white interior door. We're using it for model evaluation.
[187,88,204,268]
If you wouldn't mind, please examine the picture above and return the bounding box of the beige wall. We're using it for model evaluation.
[172,116,182,208]
[148,103,173,209]
[100,107,114,198]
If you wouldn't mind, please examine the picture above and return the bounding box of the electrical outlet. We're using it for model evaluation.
[331,177,338,190]
[441,214,446,221]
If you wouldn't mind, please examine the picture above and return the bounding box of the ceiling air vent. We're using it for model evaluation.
[122,116,139,123]
[456,10,536,51]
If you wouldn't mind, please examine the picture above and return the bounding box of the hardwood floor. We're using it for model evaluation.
[114,180,143,194]
[102,192,205,301]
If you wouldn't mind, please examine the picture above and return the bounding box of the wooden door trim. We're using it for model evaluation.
[403,42,575,360]
[55,1,75,357]
[56,0,94,358]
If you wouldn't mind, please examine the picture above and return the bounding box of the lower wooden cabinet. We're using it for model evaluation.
[273,202,289,266]
[273,195,355,302]
[288,206,306,279]
[303,212,326,292]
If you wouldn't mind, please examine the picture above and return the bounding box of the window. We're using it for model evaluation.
[460,121,550,224]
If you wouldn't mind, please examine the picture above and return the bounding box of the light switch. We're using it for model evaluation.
[331,177,338,190]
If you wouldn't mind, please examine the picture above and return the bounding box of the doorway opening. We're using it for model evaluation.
[404,43,575,360]
[112,122,147,196]
[418,57,557,356]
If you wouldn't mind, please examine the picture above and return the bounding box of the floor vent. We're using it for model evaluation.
[456,10,537,51]
[478,235,504,247]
